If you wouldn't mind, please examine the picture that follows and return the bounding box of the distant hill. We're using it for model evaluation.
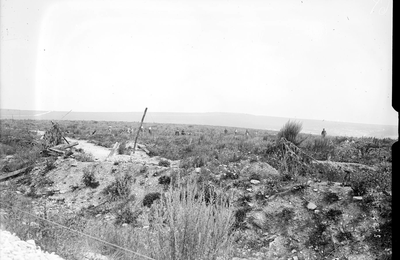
[0,109,397,139]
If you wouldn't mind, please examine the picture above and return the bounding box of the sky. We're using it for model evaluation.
[0,0,395,126]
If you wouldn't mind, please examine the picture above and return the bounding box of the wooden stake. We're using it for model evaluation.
[132,107,148,155]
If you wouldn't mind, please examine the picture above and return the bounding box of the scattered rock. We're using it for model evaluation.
[307,202,317,210]
[250,179,261,185]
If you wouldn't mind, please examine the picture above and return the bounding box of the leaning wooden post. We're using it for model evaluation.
[132,107,148,155]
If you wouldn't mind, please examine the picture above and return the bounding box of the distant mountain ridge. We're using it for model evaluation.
[0,109,397,139]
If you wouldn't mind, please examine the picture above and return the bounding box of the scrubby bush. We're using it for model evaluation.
[103,173,132,201]
[118,141,127,155]
[143,192,161,207]
[323,191,339,204]
[82,167,100,188]
[158,175,171,186]
[277,120,303,145]
[43,158,57,173]
[74,152,94,162]
[115,207,141,226]
[158,159,171,167]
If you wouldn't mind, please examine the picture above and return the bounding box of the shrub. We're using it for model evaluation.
[118,141,127,155]
[277,120,303,145]
[325,208,342,222]
[103,173,132,201]
[323,192,339,204]
[82,167,100,188]
[43,158,57,173]
[351,179,368,196]
[234,207,252,229]
[143,192,161,207]
[158,175,171,186]
[115,207,141,226]
[74,152,94,162]
[158,159,171,167]
[147,176,235,259]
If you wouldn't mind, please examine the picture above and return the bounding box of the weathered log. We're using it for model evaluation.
[0,167,31,182]
[137,144,150,154]
[48,147,66,154]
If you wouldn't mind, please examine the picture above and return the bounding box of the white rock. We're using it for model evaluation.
[250,179,261,185]
[307,202,317,210]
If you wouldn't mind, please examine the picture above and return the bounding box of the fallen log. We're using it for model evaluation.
[48,147,66,155]
[137,144,150,154]
[0,167,31,182]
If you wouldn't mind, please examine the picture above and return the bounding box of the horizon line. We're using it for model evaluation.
[0,108,397,127]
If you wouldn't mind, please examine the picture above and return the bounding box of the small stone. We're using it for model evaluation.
[293,256,298,260]
[291,249,297,253]
[307,180,312,185]
[250,179,261,185]
[307,202,317,210]
[26,239,36,247]
[314,210,320,214]
[313,189,318,192]
[353,196,363,201]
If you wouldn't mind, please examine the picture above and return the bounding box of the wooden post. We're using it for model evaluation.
[132,107,148,155]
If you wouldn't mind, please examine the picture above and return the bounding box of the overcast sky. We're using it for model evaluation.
[0,0,395,125]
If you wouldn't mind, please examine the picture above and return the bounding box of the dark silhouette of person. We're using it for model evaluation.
[321,128,327,138]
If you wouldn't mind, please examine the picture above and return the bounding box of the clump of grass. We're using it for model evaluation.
[115,206,141,226]
[234,207,252,229]
[74,151,95,162]
[325,208,342,222]
[147,176,235,259]
[306,215,335,257]
[158,159,171,167]
[82,167,100,188]
[277,208,295,224]
[277,120,303,145]
[351,179,368,196]
[158,175,171,186]
[118,141,127,155]
[43,158,57,173]
[336,231,353,243]
[323,191,340,204]
[103,173,132,201]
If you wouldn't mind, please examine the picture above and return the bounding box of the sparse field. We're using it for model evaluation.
[0,119,393,260]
